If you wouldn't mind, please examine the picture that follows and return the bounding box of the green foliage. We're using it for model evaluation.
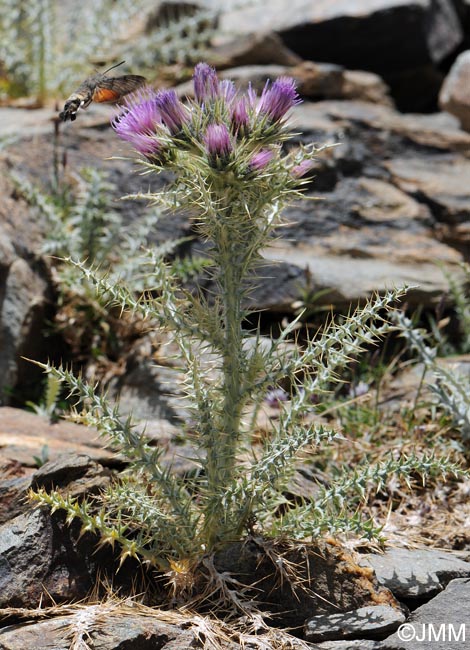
[32,444,50,468]
[395,310,470,442]
[29,67,463,573]
[121,4,218,72]
[0,0,218,103]
[12,166,175,364]
[11,166,169,288]
[0,0,140,102]
[12,167,118,259]
[26,371,63,422]
[444,263,470,354]
[274,451,463,539]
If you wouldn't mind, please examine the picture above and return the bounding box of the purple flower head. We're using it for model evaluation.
[193,62,219,103]
[291,159,314,178]
[219,79,236,104]
[112,96,160,140]
[112,95,162,157]
[249,149,274,171]
[230,97,249,134]
[154,89,188,135]
[257,76,300,122]
[204,123,232,162]
[128,132,163,158]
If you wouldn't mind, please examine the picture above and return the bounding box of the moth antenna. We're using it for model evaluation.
[102,60,126,75]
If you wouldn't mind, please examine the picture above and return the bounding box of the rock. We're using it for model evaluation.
[257,249,458,312]
[220,0,462,63]
[0,406,115,469]
[0,219,50,406]
[305,605,406,643]
[385,156,470,224]
[339,69,394,106]
[0,454,110,524]
[293,100,470,154]
[253,100,469,311]
[0,404,198,481]
[110,340,187,425]
[220,0,463,110]
[384,155,470,252]
[379,578,470,649]
[0,608,198,650]
[313,641,382,650]
[439,50,470,132]
[0,509,98,608]
[453,0,470,33]
[0,503,146,609]
[213,538,399,629]
[217,62,393,105]
[0,107,58,139]
[254,172,463,311]
[459,0,470,44]
[359,548,470,600]
[212,30,302,68]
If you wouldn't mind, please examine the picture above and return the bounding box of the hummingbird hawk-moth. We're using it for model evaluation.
[59,61,146,122]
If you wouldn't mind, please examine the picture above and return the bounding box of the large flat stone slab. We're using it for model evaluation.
[379,578,470,649]
[305,605,405,643]
[359,548,470,599]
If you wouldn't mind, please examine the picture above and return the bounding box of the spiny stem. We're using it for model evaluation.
[203,217,246,545]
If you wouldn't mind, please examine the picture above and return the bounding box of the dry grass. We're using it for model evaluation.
[0,595,313,650]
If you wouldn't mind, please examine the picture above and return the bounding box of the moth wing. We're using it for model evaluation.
[92,75,146,103]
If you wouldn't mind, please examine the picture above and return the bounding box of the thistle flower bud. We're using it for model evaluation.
[193,62,219,103]
[204,123,232,166]
[291,159,314,178]
[257,76,299,122]
[231,97,249,135]
[249,149,274,171]
[154,89,189,135]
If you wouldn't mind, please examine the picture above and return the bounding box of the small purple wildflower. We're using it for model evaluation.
[291,159,314,178]
[230,97,249,134]
[249,149,274,171]
[154,89,188,135]
[111,95,162,157]
[264,387,288,408]
[204,123,232,161]
[257,76,300,122]
[193,62,219,103]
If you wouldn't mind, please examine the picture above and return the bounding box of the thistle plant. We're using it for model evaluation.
[30,64,463,574]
